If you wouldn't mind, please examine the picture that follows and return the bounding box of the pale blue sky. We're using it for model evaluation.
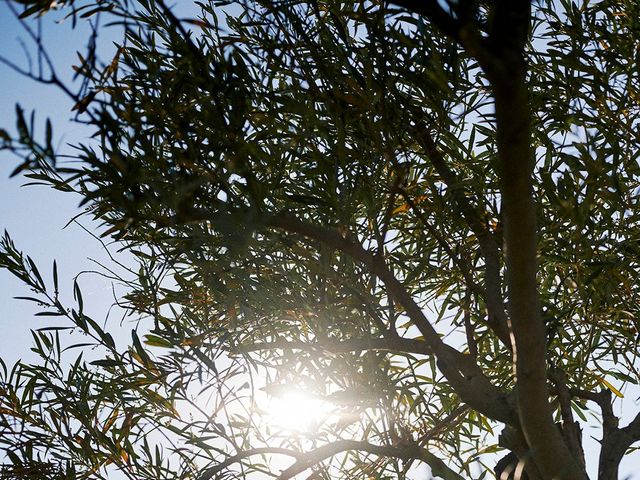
[0,2,208,367]
[0,2,122,366]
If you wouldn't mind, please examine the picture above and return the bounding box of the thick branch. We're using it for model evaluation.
[549,368,585,469]
[276,440,464,480]
[487,2,586,478]
[598,394,640,480]
[561,388,625,479]
[496,425,544,480]
[620,412,640,446]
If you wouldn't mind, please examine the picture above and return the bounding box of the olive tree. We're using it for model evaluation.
[1,1,640,479]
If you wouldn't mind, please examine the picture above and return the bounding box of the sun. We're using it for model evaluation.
[265,389,334,432]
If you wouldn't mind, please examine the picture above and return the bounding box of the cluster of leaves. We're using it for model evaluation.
[1,0,640,479]
[531,0,640,389]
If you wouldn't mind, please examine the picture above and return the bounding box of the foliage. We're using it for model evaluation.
[1,1,640,479]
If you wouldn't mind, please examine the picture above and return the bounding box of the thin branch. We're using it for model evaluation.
[268,212,440,347]
[397,186,510,348]
[2,3,99,125]
[240,336,431,356]
[405,128,511,347]
[417,405,470,443]
[462,289,478,358]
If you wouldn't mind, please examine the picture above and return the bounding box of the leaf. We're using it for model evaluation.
[571,401,588,422]
[596,376,624,398]
[35,311,64,317]
[45,118,53,155]
[26,256,45,290]
[79,4,115,18]
[422,450,466,480]
[18,3,47,19]
[72,91,97,113]
[392,195,428,215]
[102,408,120,433]
[143,334,174,348]
[0,407,21,419]
[91,359,124,368]
[131,330,154,369]
[183,18,215,29]
[15,104,28,142]
[73,280,83,312]
[52,260,58,294]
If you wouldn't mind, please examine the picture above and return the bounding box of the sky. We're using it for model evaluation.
[0,2,124,367]
[0,1,639,478]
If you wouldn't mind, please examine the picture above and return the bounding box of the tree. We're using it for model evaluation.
[1,0,640,478]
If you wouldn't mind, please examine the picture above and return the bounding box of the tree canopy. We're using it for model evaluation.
[1,1,640,479]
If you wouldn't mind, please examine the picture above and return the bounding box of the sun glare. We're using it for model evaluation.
[266,390,334,432]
